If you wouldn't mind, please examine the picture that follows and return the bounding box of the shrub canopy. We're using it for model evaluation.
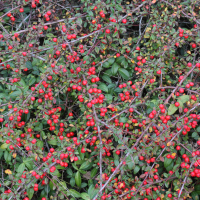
[0,0,200,200]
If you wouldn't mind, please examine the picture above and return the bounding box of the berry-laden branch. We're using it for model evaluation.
[0,0,200,200]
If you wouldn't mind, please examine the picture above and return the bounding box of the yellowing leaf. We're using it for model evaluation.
[5,169,12,175]
[172,153,176,157]
[161,194,165,199]
[167,142,172,146]
[12,153,17,158]
[128,37,132,42]
[145,27,151,33]
[144,135,148,139]
[96,140,100,145]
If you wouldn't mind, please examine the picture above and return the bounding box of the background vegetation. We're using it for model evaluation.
[0,0,200,199]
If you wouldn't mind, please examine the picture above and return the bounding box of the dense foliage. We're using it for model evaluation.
[0,0,200,199]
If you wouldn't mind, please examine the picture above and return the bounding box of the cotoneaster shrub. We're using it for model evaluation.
[0,0,200,200]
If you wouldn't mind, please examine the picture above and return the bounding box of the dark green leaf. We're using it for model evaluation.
[69,189,81,198]
[98,83,108,93]
[108,57,115,65]
[164,158,173,169]
[103,62,110,68]
[111,63,119,75]
[17,163,25,174]
[66,168,73,176]
[91,167,98,178]
[70,177,75,187]
[134,166,140,174]
[118,68,130,80]
[75,171,81,187]
[102,75,112,84]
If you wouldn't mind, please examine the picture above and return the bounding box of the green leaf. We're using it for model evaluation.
[164,158,173,169]
[24,158,33,170]
[81,193,90,200]
[69,189,81,198]
[88,185,98,199]
[72,163,79,170]
[79,169,87,174]
[0,93,7,99]
[52,169,61,177]
[108,57,115,65]
[134,166,140,174]
[56,165,65,170]
[192,132,198,138]
[39,67,46,73]
[48,138,57,145]
[168,104,178,115]
[10,91,22,98]
[80,161,92,170]
[104,69,112,76]
[178,95,189,103]
[27,188,34,199]
[111,63,119,75]
[196,127,200,132]
[75,171,81,187]
[114,159,119,166]
[119,117,128,123]
[26,61,32,69]
[165,161,174,172]
[37,140,43,148]
[95,46,99,54]
[49,181,54,190]
[46,33,55,38]
[19,79,26,88]
[105,94,113,102]
[4,151,9,162]
[118,68,130,80]
[0,143,8,150]
[175,170,179,178]
[17,163,25,174]
[191,191,199,200]
[194,184,200,192]
[98,83,108,93]
[102,75,112,84]
[66,168,73,176]
[91,167,98,178]
[83,56,89,61]
[60,181,67,191]
[81,183,87,188]
[103,62,110,68]
[70,177,75,187]
[116,4,122,11]
[77,18,82,25]
[29,77,36,86]
[116,56,125,64]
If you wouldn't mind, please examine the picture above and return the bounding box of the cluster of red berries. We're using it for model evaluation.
[44,10,51,21]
